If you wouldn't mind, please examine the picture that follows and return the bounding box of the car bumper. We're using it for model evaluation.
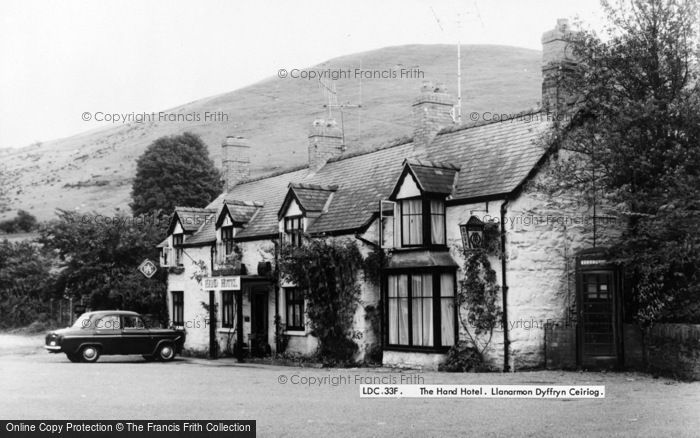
[45,345,62,352]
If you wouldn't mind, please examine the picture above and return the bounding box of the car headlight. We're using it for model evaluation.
[50,341,56,346]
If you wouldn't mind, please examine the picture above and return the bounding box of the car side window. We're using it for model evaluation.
[123,316,145,329]
[95,315,121,330]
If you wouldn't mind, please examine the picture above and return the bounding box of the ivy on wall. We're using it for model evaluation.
[279,239,363,364]
[442,243,503,372]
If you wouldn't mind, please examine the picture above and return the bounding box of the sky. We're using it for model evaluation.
[0,0,605,149]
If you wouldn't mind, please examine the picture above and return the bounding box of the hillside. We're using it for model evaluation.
[0,44,542,221]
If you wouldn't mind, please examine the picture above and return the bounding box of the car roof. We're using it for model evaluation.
[83,310,140,318]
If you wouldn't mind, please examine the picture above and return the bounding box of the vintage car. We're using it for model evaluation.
[45,310,185,363]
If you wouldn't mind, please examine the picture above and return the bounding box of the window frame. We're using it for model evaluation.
[383,268,457,352]
[399,197,424,247]
[398,196,447,249]
[429,199,446,245]
[171,291,184,326]
[173,233,184,266]
[221,290,235,329]
[285,287,305,331]
[221,226,235,256]
[284,215,304,247]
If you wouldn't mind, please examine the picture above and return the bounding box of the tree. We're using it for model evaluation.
[38,210,169,323]
[0,239,58,328]
[550,0,700,325]
[0,210,38,233]
[130,132,223,216]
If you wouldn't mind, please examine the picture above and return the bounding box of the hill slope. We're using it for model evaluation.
[0,44,542,221]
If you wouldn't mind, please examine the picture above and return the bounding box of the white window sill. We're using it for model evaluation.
[284,330,307,337]
[217,328,236,333]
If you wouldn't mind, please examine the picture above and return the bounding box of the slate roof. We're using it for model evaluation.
[428,116,550,199]
[183,215,216,245]
[289,183,338,213]
[224,201,263,224]
[210,167,311,239]
[401,159,460,195]
[178,111,551,244]
[172,207,216,233]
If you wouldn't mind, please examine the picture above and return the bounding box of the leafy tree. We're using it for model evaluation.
[38,210,169,323]
[130,132,223,216]
[0,239,58,328]
[549,0,700,325]
[279,239,363,364]
[0,210,38,233]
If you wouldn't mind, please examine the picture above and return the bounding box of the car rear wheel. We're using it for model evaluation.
[66,353,81,363]
[156,343,175,361]
[80,346,100,363]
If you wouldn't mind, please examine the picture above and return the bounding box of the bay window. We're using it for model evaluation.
[386,270,456,349]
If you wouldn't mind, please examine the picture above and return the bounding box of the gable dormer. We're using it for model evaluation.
[214,200,263,259]
[278,183,338,246]
[387,159,459,248]
[161,207,216,266]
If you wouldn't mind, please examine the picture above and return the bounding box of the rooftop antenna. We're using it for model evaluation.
[430,1,485,124]
[317,78,362,149]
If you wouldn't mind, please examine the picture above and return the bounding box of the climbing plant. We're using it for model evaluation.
[441,247,503,372]
[279,238,363,364]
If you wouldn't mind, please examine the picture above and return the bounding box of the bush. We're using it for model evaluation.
[439,341,487,372]
[319,336,358,367]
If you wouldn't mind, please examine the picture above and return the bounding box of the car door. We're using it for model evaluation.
[94,314,122,354]
[121,315,152,354]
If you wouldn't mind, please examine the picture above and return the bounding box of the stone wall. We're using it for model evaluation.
[504,156,623,370]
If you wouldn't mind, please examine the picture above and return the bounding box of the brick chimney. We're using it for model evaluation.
[221,136,250,192]
[541,18,579,115]
[412,81,455,149]
[308,119,343,172]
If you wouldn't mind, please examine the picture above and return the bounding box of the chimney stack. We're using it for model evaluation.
[308,119,343,172]
[412,80,455,149]
[221,136,250,192]
[541,18,579,115]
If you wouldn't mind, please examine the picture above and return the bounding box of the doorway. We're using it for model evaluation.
[249,286,269,356]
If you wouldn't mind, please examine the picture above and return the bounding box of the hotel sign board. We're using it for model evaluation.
[203,276,241,291]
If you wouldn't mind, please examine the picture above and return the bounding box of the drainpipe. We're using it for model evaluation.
[500,199,511,372]
[274,236,281,353]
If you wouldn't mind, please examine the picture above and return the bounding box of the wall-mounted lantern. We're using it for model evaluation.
[459,216,485,250]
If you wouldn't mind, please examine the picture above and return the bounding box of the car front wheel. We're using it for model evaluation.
[80,346,100,363]
[156,344,175,361]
